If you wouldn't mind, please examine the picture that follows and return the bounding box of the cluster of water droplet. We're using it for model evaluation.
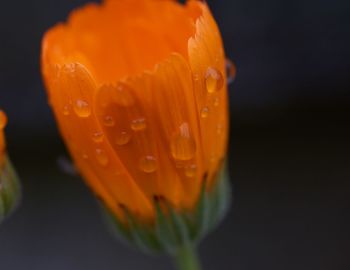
[58,61,235,177]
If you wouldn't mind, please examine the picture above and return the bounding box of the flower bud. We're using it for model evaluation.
[41,0,232,254]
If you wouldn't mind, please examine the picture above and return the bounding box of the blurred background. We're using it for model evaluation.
[0,0,349,269]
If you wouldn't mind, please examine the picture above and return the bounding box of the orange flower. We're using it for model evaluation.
[41,0,229,222]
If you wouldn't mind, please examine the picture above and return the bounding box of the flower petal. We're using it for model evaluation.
[95,53,204,210]
[188,2,229,187]
[46,62,154,220]
[44,0,196,84]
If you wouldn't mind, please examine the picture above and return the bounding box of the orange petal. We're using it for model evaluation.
[44,0,196,84]
[46,62,154,221]
[95,53,204,210]
[187,2,229,187]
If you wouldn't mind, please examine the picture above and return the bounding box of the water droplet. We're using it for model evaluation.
[226,58,237,85]
[205,67,224,93]
[175,161,184,168]
[103,115,115,127]
[209,154,217,163]
[171,122,196,161]
[216,124,224,135]
[213,97,220,107]
[131,118,146,131]
[185,164,197,178]
[112,83,134,107]
[0,111,7,129]
[62,105,70,116]
[95,148,109,166]
[92,131,104,143]
[193,73,200,82]
[113,171,121,177]
[115,131,131,146]
[139,155,157,173]
[201,107,210,118]
[82,153,89,160]
[74,99,91,118]
[100,102,108,108]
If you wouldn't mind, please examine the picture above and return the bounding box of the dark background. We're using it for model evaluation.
[0,0,349,269]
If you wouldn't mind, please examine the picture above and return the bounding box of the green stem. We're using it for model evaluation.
[173,244,201,270]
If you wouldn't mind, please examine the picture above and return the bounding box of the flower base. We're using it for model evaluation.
[101,163,231,256]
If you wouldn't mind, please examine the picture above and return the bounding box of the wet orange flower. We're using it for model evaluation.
[41,0,229,222]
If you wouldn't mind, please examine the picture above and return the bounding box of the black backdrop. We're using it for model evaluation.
[0,0,349,269]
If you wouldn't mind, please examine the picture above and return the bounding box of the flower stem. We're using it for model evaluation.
[173,244,201,270]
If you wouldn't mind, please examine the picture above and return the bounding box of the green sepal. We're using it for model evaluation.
[101,163,232,255]
[192,179,211,240]
[100,204,132,244]
[102,205,162,254]
[154,197,180,254]
[208,165,232,231]
[0,156,21,224]
[154,197,192,254]
[123,206,162,253]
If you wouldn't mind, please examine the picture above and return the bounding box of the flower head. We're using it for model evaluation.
[42,0,229,224]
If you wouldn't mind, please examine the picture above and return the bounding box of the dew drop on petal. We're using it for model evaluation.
[103,115,115,127]
[226,58,237,85]
[95,148,109,166]
[216,124,224,135]
[113,170,121,177]
[62,105,70,116]
[139,155,157,173]
[213,97,220,107]
[171,122,196,161]
[201,107,210,118]
[0,111,7,129]
[82,152,89,160]
[92,131,104,143]
[184,164,197,178]
[115,131,131,146]
[74,99,91,118]
[112,83,134,107]
[209,155,217,164]
[205,67,224,93]
[131,118,146,131]
[193,73,200,82]
[175,161,184,169]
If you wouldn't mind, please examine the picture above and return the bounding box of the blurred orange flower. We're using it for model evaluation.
[41,0,229,222]
[0,110,20,223]
[0,110,8,166]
